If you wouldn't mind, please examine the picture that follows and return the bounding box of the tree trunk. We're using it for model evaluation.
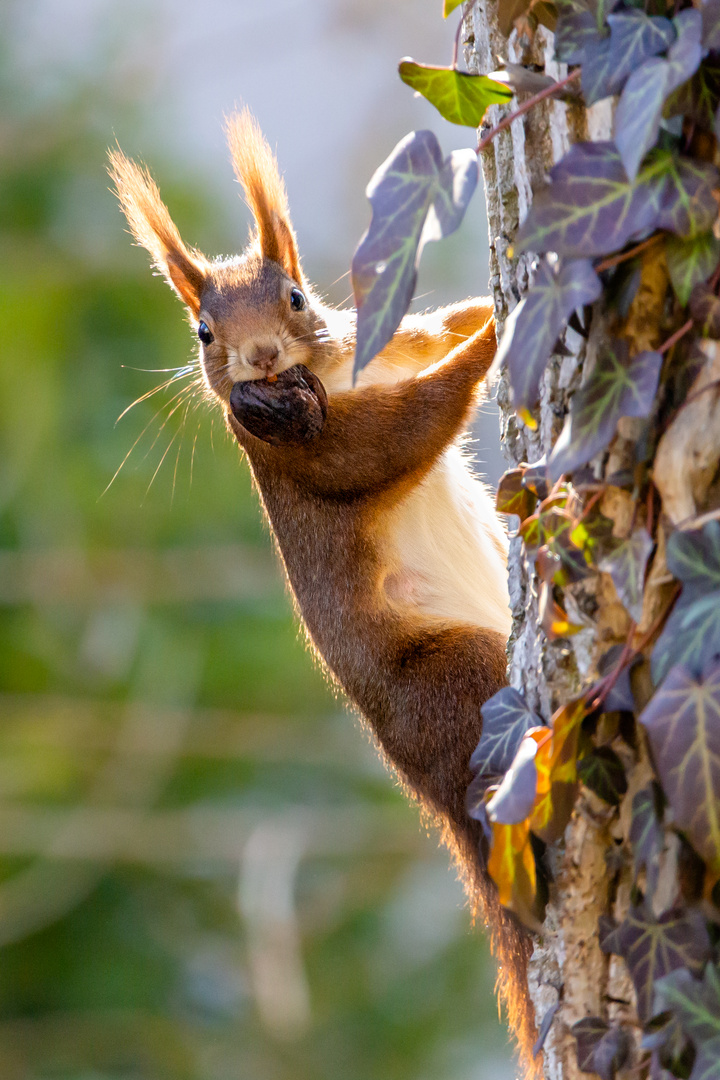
[465,8,643,1079]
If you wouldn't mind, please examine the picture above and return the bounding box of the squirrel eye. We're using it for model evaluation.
[290,288,305,312]
[197,321,214,346]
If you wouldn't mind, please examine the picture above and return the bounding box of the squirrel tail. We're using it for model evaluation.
[443,819,541,1080]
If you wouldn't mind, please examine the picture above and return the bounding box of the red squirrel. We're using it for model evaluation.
[110,110,537,1072]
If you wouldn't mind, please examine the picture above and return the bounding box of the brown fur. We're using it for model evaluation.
[110,112,540,1077]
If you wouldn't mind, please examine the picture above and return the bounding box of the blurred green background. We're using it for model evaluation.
[0,2,512,1078]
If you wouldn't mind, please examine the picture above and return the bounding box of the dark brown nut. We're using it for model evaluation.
[229,364,328,446]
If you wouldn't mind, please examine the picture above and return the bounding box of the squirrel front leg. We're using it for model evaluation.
[272,317,496,500]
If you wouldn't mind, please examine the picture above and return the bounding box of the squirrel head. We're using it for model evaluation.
[109,109,331,403]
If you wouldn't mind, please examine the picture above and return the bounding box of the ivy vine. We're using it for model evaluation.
[348,0,720,1075]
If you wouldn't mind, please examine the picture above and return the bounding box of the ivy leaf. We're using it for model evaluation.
[572,1017,610,1072]
[666,521,720,594]
[578,746,628,805]
[487,817,539,924]
[548,342,662,481]
[496,468,536,521]
[495,257,602,425]
[652,591,720,684]
[442,0,463,15]
[666,10,704,92]
[496,0,532,36]
[516,144,719,258]
[690,282,720,337]
[630,783,665,889]
[351,131,478,377]
[531,698,588,843]
[667,232,720,306]
[471,686,542,778]
[582,10,675,105]
[398,61,512,128]
[487,734,542,824]
[640,659,720,870]
[614,59,669,184]
[554,10,605,63]
[665,61,720,132]
[655,964,720,1080]
[601,904,712,1021]
[703,0,720,52]
[600,527,654,622]
[593,1027,634,1080]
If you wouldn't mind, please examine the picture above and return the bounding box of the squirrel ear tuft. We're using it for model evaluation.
[225,109,304,284]
[108,148,207,316]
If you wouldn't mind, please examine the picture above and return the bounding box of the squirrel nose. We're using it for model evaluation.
[250,344,279,372]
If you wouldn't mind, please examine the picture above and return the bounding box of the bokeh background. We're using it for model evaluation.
[0,2,513,1078]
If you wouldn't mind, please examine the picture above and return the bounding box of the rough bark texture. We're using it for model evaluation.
[465,5,643,1078]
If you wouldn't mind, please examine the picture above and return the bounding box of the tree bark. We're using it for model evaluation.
[465,7,643,1079]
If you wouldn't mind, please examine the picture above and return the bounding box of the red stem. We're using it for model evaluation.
[476,69,581,153]
[658,318,693,355]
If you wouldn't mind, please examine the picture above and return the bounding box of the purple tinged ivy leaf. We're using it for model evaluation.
[614,59,669,183]
[554,10,606,63]
[640,659,720,870]
[593,1027,633,1080]
[548,342,662,481]
[630,783,664,892]
[690,282,720,337]
[398,61,513,128]
[667,232,720,306]
[655,964,720,1080]
[597,644,637,713]
[652,590,720,684]
[667,9,704,93]
[601,904,712,1021]
[495,257,602,422]
[351,130,478,378]
[702,0,720,52]
[572,1017,610,1072]
[577,746,628,805]
[486,734,540,825]
[471,686,542,778]
[600,527,654,622]
[582,10,675,105]
[517,144,718,257]
[666,521,720,594]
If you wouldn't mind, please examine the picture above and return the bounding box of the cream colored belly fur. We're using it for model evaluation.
[379,444,512,636]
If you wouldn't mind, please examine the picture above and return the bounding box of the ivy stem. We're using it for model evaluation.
[476,69,581,153]
[658,318,693,355]
[594,234,663,274]
[590,628,636,711]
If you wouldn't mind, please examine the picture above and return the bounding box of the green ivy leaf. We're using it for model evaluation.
[578,746,628,805]
[442,0,464,15]
[495,257,602,424]
[600,904,712,1021]
[599,527,654,623]
[656,964,720,1080]
[516,143,719,258]
[398,61,512,128]
[640,659,720,870]
[470,687,542,779]
[351,131,478,377]
[548,342,662,481]
[667,232,720,306]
